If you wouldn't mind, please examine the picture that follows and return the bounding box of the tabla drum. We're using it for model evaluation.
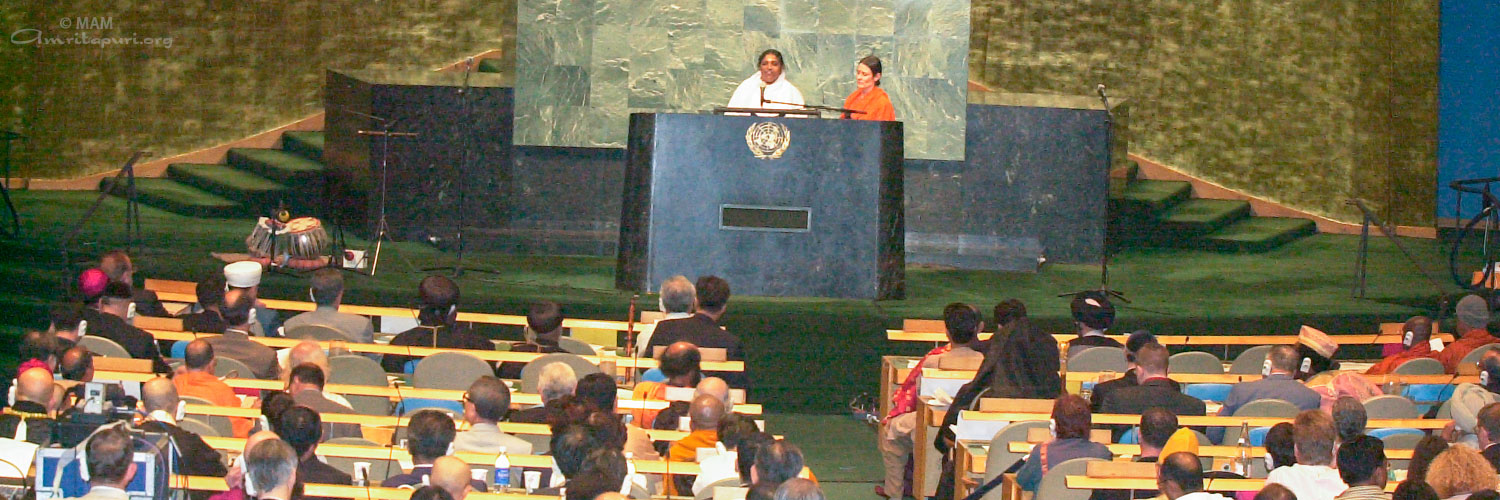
[246,216,330,260]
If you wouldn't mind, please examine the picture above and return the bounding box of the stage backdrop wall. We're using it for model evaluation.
[968,1,1439,225]
[1,1,513,179]
[512,0,970,161]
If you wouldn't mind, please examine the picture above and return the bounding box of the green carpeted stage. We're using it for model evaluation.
[0,189,1478,413]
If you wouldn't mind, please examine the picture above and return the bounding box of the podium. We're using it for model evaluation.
[615,113,905,300]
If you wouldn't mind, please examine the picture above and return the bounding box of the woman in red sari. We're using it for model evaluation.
[842,55,895,121]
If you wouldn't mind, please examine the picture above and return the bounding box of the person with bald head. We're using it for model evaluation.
[173,339,250,437]
[59,347,94,382]
[206,290,280,379]
[1366,316,1440,375]
[281,341,353,410]
[631,341,702,426]
[1156,452,1233,500]
[137,377,228,478]
[429,456,474,500]
[695,377,734,412]
[382,275,494,373]
[665,395,729,495]
[0,367,58,444]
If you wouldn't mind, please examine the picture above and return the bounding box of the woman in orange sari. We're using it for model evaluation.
[842,55,895,121]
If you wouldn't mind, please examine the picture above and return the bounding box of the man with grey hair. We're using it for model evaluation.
[244,438,299,500]
[66,426,136,500]
[1331,396,1367,444]
[1438,294,1500,373]
[775,478,825,500]
[455,376,532,454]
[635,275,697,357]
[509,362,576,423]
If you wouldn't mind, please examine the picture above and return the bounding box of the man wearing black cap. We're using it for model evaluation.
[1090,330,1177,412]
[1067,291,1121,359]
[1437,294,1500,373]
[382,275,495,373]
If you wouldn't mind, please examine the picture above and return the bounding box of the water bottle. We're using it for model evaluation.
[620,452,636,495]
[493,446,511,492]
[1235,421,1251,476]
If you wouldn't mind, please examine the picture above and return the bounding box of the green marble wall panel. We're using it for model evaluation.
[516,0,969,160]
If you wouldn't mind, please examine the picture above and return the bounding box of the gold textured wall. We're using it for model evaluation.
[2,1,513,179]
[968,1,1438,225]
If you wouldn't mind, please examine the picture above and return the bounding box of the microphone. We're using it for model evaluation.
[1096,83,1107,100]
[459,57,475,95]
[759,81,768,107]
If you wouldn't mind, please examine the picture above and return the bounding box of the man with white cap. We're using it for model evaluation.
[224,261,280,337]
[1437,295,1500,373]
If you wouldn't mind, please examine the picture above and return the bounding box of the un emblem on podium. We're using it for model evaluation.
[745,122,791,160]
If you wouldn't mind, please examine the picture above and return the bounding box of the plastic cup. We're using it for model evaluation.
[523,470,542,493]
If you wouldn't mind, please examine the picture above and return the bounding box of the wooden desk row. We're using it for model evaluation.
[952,410,1451,430]
[199,436,703,476]
[142,327,745,372]
[886,321,1451,345]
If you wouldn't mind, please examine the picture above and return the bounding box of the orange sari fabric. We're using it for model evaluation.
[843,86,895,121]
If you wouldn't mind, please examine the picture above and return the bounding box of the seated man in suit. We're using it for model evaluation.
[242,438,299,500]
[1090,330,1175,412]
[383,410,487,491]
[49,303,89,352]
[69,426,137,500]
[136,378,228,479]
[1333,436,1389,500]
[497,301,567,380]
[281,341,353,409]
[634,276,699,357]
[274,406,352,485]
[285,363,360,440]
[382,275,495,373]
[282,268,373,344]
[455,376,532,454]
[1092,407,1178,500]
[1218,345,1321,416]
[0,367,58,445]
[1473,402,1500,472]
[1067,291,1122,359]
[181,276,230,334]
[645,276,747,388]
[1365,316,1438,375]
[510,362,576,424]
[206,290,281,380]
[1099,343,1206,439]
[88,282,171,374]
[98,249,169,318]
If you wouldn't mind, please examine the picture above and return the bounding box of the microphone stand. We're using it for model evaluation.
[760,99,859,117]
[1062,84,1127,304]
[423,58,500,278]
[0,130,23,238]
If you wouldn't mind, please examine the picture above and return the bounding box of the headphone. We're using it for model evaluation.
[126,302,137,321]
[175,400,187,422]
[77,319,88,337]
[1403,330,1414,348]
[1262,359,1272,377]
[1482,370,1490,387]
[237,455,259,497]
[1048,419,1057,438]
[1300,357,1313,374]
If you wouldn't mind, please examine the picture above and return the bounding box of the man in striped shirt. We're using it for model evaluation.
[1333,435,1390,500]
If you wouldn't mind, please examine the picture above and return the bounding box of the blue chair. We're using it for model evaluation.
[170,340,190,359]
[1119,428,1138,445]
[1184,383,1234,402]
[1369,427,1425,440]
[1404,384,1454,414]
[396,397,464,415]
[1248,426,1271,447]
[640,368,666,383]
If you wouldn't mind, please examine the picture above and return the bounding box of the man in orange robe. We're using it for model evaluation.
[1366,316,1439,375]
[173,339,251,437]
[1438,295,1500,373]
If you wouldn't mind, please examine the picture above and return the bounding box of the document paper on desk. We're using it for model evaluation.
[920,376,967,400]
[954,413,1011,442]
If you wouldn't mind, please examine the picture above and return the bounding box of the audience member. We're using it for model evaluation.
[496,301,567,379]
[258,391,297,434]
[243,438,298,500]
[1017,395,1112,491]
[511,362,577,423]
[282,268,373,343]
[1316,372,1383,412]
[1427,446,1498,499]
[174,339,251,437]
[383,410,485,490]
[408,486,454,500]
[546,425,596,492]
[631,342,702,426]
[224,261,280,336]
[89,282,171,373]
[1265,410,1346,500]
[138,377,228,477]
[1221,345,1323,416]
[49,303,89,350]
[1156,452,1232,500]
[575,372,659,460]
[59,346,93,382]
[455,376,531,454]
[670,394,728,463]
[738,433,776,486]
[1367,316,1439,375]
[0,367,58,444]
[567,448,630,500]
[879,303,985,498]
[1254,484,1298,500]
[1475,402,1500,471]
[753,440,805,490]
[1405,436,1449,487]
[1265,422,1297,472]
[694,413,761,495]
[285,363,360,440]
[207,430,279,500]
[1333,435,1389,500]
[182,275,230,334]
[696,377,734,411]
[1099,343,1206,439]
[1296,326,1341,379]
[1092,407,1178,500]
[19,329,58,376]
[1090,330,1172,412]
[428,456,474,500]
[382,276,494,372]
[1067,291,1121,358]
[1332,396,1368,443]
[274,406,352,485]
[775,478,824,500]
[1449,350,1500,447]
[634,276,698,357]
[1438,295,1500,373]
[1392,481,1439,500]
[99,249,169,317]
[72,426,137,500]
[207,290,280,379]
[281,341,353,409]
[646,275,748,388]
[78,268,109,304]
